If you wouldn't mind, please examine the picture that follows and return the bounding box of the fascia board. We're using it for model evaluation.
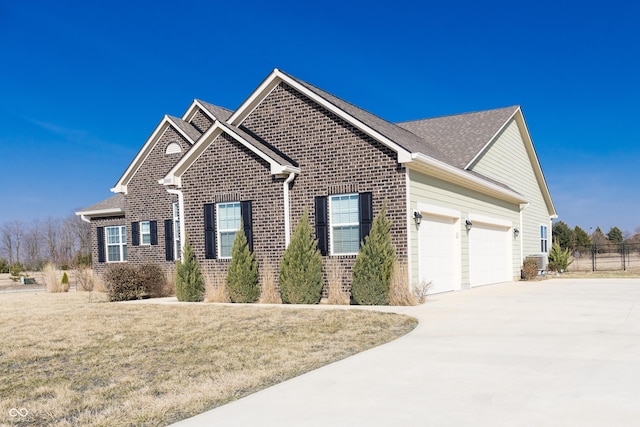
[409,153,527,204]
[229,69,412,163]
[181,100,201,122]
[74,208,124,218]
[165,116,197,145]
[513,111,557,218]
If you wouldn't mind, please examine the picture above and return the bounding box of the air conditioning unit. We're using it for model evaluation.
[526,255,548,274]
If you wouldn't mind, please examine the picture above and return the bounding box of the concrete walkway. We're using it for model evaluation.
[171,279,640,426]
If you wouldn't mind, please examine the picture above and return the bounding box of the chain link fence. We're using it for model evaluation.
[568,242,640,272]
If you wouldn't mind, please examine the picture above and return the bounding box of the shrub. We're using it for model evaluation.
[279,209,323,304]
[388,261,417,306]
[204,269,230,303]
[352,200,396,305]
[522,257,539,280]
[60,272,70,292]
[547,242,573,272]
[75,266,95,292]
[412,280,432,304]
[9,262,25,282]
[138,263,168,298]
[326,263,350,305]
[259,264,282,304]
[0,258,9,274]
[226,223,259,303]
[43,262,63,292]
[175,238,205,302]
[103,263,146,301]
[72,252,92,268]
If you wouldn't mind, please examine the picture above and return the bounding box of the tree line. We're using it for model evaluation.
[552,221,640,253]
[0,213,91,272]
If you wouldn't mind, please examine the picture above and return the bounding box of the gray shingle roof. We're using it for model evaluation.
[282,72,451,162]
[396,106,519,169]
[231,124,297,168]
[168,116,201,143]
[77,193,125,215]
[196,100,233,121]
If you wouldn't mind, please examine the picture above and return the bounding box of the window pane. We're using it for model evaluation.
[331,194,359,225]
[220,231,236,258]
[106,227,120,244]
[141,221,150,244]
[107,246,120,262]
[219,203,240,231]
[333,225,360,254]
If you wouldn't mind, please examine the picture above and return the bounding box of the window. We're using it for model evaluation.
[106,225,127,262]
[217,202,241,258]
[540,225,548,253]
[140,221,151,245]
[173,202,181,260]
[330,194,360,255]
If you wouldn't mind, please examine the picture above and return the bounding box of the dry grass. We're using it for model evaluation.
[412,280,432,304]
[326,264,350,305]
[204,270,230,303]
[43,263,68,293]
[259,264,281,304]
[388,261,418,306]
[0,292,416,426]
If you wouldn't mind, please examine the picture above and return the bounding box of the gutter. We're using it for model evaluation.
[283,172,297,247]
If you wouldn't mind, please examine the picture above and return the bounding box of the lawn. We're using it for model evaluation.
[0,291,417,426]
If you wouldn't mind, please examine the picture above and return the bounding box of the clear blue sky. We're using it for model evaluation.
[1,0,638,235]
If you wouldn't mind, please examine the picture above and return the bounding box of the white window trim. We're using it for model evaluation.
[106,225,127,263]
[140,221,151,246]
[217,202,241,259]
[540,224,549,253]
[329,193,360,256]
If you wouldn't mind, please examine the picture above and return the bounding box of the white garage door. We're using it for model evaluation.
[418,214,458,294]
[469,222,511,287]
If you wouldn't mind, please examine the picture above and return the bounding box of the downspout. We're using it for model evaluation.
[283,172,297,247]
[166,188,185,261]
[80,215,90,223]
[519,203,530,265]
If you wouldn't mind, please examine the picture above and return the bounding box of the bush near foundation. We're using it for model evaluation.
[226,223,259,303]
[175,239,205,302]
[104,264,146,301]
[521,257,539,280]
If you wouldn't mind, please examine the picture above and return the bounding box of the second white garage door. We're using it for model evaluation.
[418,214,459,294]
[469,222,511,287]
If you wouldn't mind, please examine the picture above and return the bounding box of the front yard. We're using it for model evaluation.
[0,292,416,426]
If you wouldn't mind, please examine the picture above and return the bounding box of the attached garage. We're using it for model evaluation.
[468,216,512,287]
[417,205,461,294]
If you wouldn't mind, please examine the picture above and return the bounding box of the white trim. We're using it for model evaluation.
[465,108,519,170]
[519,203,530,265]
[140,221,151,246]
[166,189,185,262]
[417,202,461,219]
[75,208,124,218]
[217,201,241,259]
[405,168,412,287]
[468,213,512,228]
[329,193,360,256]
[105,225,127,263]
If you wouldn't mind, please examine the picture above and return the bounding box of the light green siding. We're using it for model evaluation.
[471,120,552,260]
[408,169,521,288]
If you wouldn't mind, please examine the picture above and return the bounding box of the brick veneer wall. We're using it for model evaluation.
[241,82,407,291]
[189,109,213,134]
[121,126,192,273]
[180,132,285,282]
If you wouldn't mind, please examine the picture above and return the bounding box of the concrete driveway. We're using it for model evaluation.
[172,279,640,427]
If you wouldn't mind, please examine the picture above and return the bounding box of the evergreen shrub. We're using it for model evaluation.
[226,223,259,303]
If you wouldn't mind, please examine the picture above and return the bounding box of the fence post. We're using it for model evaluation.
[592,244,596,272]
[622,242,627,271]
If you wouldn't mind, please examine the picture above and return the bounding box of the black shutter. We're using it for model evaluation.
[204,203,216,259]
[97,227,105,263]
[240,200,253,252]
[359,192,373,246]
[131,221,140,246]
[164,219,173,261]
[315,196,328,256]
[150,221,158,245]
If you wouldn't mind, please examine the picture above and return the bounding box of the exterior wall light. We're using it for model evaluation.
[514,227,520,238]
[465,219,473,231]
[413,210,423,225]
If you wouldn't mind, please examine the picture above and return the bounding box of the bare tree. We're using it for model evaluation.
[0,222,14,264]
[43,217,60,263]
[1,221,25,264]
[23,219,43,269]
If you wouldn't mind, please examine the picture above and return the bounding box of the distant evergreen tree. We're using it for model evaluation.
[226,222,259,303]
[351,200,396,305]
[175,238,205,302]
[279,209,323,304]
[552,221,574,251]
[606,226,624,244]
[573,226,592,253]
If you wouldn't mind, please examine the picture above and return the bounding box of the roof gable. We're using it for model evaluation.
[182,99,233,124]
[112,115,198,194]
[76,193,125,218]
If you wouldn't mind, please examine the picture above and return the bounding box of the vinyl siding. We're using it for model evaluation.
[471,120,551,259]
[408,169,521,287]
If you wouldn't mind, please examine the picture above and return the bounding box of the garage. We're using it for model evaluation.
[468,219,512,287]
[418,212,459,294]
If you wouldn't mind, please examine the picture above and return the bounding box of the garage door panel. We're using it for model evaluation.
[469,222,511,287]
[418,214,458,294]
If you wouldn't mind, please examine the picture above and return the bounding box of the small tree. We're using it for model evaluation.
[279,209,323,304]
[351,200,396,305]
[226,222,259,303]
[547,241,573,272]
[175,238,205,302]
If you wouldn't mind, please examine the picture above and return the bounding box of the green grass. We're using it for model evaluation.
[0,292,416,426]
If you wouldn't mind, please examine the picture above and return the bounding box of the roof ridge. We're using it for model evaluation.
[396,105,520,124]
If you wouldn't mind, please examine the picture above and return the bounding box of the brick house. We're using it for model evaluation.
[78,69,556,294]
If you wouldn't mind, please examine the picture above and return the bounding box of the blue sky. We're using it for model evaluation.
[1,0,638,235]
